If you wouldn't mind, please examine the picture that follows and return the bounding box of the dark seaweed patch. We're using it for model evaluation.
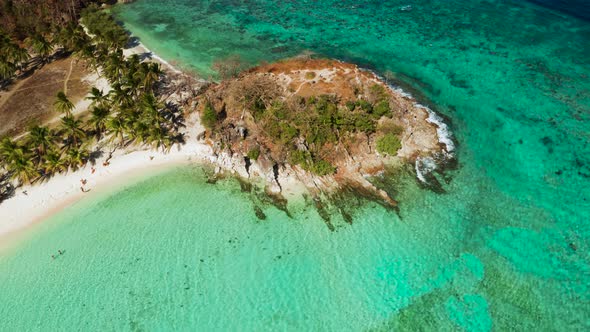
[253,205,267,220]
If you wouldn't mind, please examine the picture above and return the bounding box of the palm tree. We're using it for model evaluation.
[60,115,86,147]
[65,146,89,171]
[147,127,172,152]
[103,26,129,51]
[125,68,142,96]
[75,43,99,74]
[130,120,150,145]
[1,34,30,76]
[88,106,110,140]
[86,87,108,107]
[106,116,126,147]
[10,46,30,72]
[141,62,163,92]
[54,91,75,116]
[126,54,140,71]
[0,137,19,167]
[26,34,53,63]
[140,92,165,127]
[104,49,125,82]
[109,83,133,108]
[26,126,57,165]
[27,125,56,162]
[43,150,67,175]
[3,43,29,72]
[7,148,38,185]
[0,58,16,80]
[56,23,88,53]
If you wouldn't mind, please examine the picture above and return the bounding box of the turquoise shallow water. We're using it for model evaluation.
[1,0,589,330]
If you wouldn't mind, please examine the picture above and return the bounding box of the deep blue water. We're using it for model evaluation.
[527,0,590,21]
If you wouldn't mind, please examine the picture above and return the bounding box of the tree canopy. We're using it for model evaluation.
[1,4,184,186]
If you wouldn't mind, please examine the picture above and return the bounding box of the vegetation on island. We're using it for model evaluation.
[246,145,260,161]
[0,0,110,40]
[0,4,183,192]
[201,69,404,176]
[376,133,402,155]
[0,0,110,81]
[376,120,403,156]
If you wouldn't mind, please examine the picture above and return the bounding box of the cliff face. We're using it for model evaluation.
[197,58,454,208]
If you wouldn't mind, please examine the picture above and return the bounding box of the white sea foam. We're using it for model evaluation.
[415,156,437,183]
[376,72,455,154]
[418,105,455,153]
[390,86,413,99]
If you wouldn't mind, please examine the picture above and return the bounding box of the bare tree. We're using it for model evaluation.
[212,54,246,80]
[226,74,282,119]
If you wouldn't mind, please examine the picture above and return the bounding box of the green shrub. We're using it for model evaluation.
[269,102,288,120]
[354,115,376,133]
[251,98,267,120]
[279,123,298,143]
[305,72,316,80]
[265,120,282,140]
[368,83,387,102]
[289,150,309,166]
[356,99,373,113]
[201,102,218,130]
[345,101,356,112]
[264,121,298,143]
[376,133,402,156]
[373,100,391,117]
[309,159,336,176]
[334,111,355,131]
[247,146,260,160]
[312,95,338,114]
[306,125,337,145]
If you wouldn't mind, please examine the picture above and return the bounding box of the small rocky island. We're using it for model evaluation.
[198,58,454,214]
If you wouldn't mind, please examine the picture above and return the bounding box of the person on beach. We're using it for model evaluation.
[91,167,96,174]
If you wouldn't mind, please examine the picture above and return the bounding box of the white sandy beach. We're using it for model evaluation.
[0,112,213,239]
[123,41,182,74]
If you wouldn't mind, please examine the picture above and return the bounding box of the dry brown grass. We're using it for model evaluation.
[0,57,92,137]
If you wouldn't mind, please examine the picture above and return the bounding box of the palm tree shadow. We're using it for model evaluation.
[124,37,156,62]
[125,36,141,49]
[0,173,16,204]
[163,101,186,129]
[138,52,154,62]
[88,148,104,166]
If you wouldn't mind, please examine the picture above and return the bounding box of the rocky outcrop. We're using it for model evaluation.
[196,58,455,211]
